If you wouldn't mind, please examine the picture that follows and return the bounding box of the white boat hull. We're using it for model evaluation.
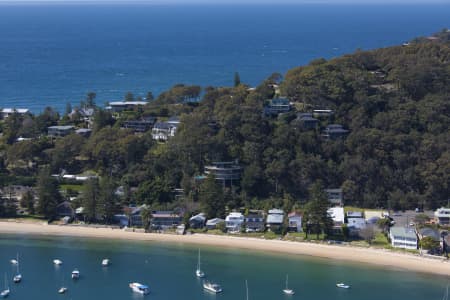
[336,283,350,289]
[203,282,222,293]
[196,269,205,278]
[0,289,10,298]
[283,289,295,295]
[13,275,21,283]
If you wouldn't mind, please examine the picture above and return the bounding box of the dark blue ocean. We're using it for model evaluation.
[0,3,449,113]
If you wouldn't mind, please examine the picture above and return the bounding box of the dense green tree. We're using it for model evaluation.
[81,178,100,222]
[20,190,35,215]
[36,167,61,219]
[303,182,333,239]
[234,72,241,87]
[420,236,440,250]
[199,175,225,218]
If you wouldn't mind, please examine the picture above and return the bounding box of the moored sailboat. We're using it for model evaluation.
[13,254,22,283]
[282,274,294,295]
[0,273,10,298]
[196,249,205,278]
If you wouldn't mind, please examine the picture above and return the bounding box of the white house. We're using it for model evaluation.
[266,209,284,231]
[288,212,302,232]
[151,117,180,141]
[389,227,418,250]
[0,108,30,119]
[327,207,345,225]
[107,101,147,113]
[225,212,244,232]
[434,207,450,225]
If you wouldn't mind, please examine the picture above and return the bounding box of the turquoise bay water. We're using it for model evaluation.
[0,234,447,300]
[0,4,449,112]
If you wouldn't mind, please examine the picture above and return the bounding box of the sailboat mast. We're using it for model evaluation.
[246,280,249,300]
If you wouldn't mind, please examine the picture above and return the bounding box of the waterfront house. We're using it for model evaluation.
[204,161,242,186]
[296,113,319,129]
[206,218,225,230]
[112,214,129,228]
[266,209,284,231]
[327,206,345,233]
[0,108,30,119]
[48,125,75,137]
[346,211,366,235]
[322,124,349,140]
[389,226,418,250]
[263,97,291,116]
[107,101,147,113]
[245,213,265,232]
[128,206,144,227]
[225,212,245,233]
[56,201,74,218]
[418,227,440,241]
[434,207,450,225]
[327,207,345,226]
[151,210,183,230]
[325,188,343,206]
[287,212,302,232]
[189,213,206,229]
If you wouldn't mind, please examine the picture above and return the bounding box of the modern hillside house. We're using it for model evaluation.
[322,124,349,140]
[48,125,75,137]
[107,101,147,113]
[151,117,180,141]
[263,97,291,116]
[296,113,319,129]
[389,227,418,250]
[0,108,30,119]
[204,161,242,186]
[122,117,156,133]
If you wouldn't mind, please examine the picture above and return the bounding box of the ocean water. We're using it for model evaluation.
[0,4,449,113]
[0,234,447,300]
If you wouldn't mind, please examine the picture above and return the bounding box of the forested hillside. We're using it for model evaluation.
[1,30,449,219]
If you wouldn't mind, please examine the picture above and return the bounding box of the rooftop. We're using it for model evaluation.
[390,227,417,239]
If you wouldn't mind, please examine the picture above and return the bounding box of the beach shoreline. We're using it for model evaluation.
[0,220,449,276]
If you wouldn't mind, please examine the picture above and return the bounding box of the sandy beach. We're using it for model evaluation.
[0,220,449,276]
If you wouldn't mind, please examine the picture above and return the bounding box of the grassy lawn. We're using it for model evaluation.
[372,232,390,248]
[60,184,83,192]
[344,206,365,213]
